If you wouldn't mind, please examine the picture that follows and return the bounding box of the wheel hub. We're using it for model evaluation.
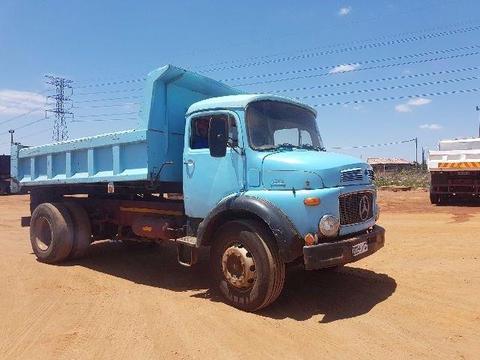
[35,216,52,251]
[221,244,256,289]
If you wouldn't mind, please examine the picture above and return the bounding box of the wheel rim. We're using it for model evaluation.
[221,244,256,290]
[35,216,53,251]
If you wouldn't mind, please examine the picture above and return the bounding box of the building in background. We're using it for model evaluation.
[367,157,414,173]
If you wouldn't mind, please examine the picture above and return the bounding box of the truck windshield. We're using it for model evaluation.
[246,100,324,151]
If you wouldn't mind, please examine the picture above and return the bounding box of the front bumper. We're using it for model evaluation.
[303,225,385,270]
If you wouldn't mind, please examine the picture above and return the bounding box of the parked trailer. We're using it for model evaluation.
[11,65,385,311]
[0,155,11,195]
[428,137,480,204]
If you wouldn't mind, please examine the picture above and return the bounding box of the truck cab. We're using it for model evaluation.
[12,65,385,311]
[180,93,384,309]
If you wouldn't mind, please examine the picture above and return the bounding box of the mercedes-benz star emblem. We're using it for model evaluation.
[358,195,371,221]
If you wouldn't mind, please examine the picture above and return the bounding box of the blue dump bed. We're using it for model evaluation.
[10,65,241,192]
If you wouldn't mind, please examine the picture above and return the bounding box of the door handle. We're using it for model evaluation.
[184,159,194,166]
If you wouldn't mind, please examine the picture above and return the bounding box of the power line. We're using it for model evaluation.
[233,50,480,87]
[0,108,44,126]
[69,21,479,90]
[200,24,480,74]
[73,103,140,110]
[75,78,146,90]
[15,118,48,131]
[270,66,479,94]
[75,88,143,96]
[0,117,47,136]
[16,127,51,141]
[223,44,479,83]
[75,95,142,103]
[312,86,480,108]
[0,128,52,148]
[0,111,139,134]
[192,6,471,71]
[72,8,471,86]
[297,76,478,100]
[0,89,51,126]
[70,20,480,89]
[331,138,416,150]
[75,111,138,118]
[71,117,137,123]
[67,0,464,86]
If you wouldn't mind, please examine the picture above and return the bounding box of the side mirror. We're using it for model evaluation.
[208,118,227,157]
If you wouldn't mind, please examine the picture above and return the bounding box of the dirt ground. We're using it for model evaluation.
[0,191,479,360]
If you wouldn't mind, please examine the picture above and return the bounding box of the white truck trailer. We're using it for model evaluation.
[428,137,480,204]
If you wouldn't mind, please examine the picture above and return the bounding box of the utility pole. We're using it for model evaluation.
[414,137,418,164]
[421,146,425,168]
[8,129,15,145]
[476,106,480,138]
[45,76,73,142]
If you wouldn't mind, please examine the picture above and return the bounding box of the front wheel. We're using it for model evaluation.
[210,220,285,312]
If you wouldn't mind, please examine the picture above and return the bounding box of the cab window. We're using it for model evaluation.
[190,114,237,149]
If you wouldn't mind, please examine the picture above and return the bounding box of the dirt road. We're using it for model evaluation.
[0,191,479,359]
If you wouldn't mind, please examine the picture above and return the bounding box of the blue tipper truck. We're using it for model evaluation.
[11,65,385,311]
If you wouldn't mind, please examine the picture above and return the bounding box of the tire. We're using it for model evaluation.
[429,193,439,205]
[0,181,8,195]
[30,202,74,264]
[210,220,285,312]
[64,202,92,259]
[437,194,449,206]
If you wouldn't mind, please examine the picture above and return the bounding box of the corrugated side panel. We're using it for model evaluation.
[14,129,149,186]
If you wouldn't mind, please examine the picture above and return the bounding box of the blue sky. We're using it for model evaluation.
[1,0,479,160]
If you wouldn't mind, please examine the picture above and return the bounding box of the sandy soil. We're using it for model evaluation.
[0,191,479,359]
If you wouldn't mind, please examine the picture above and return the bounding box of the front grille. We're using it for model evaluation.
[339,192,374,225]
[340,168,363,182]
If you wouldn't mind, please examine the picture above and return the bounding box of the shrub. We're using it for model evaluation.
[374,168,429,189]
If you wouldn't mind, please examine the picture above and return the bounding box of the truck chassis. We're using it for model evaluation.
[430,171,480,203]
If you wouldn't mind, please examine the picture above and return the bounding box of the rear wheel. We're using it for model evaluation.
[30,203,74,264]
[64,202,92,259]
[210,220,285,312]
[0,182,8,195]
[438,194,449,205]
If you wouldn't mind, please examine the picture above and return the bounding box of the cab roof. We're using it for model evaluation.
[186,94,317,116]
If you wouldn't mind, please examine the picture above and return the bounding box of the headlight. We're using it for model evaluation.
[318,215,340,237]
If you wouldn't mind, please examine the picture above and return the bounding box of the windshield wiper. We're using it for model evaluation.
[257,143,326,152]
[256,143,300,151]
[298,144,326,152]
[276,143,301,150]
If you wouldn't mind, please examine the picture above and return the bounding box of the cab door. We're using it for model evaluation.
[183,111,244,218]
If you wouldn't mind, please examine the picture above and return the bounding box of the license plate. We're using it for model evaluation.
[352,241,368,257]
